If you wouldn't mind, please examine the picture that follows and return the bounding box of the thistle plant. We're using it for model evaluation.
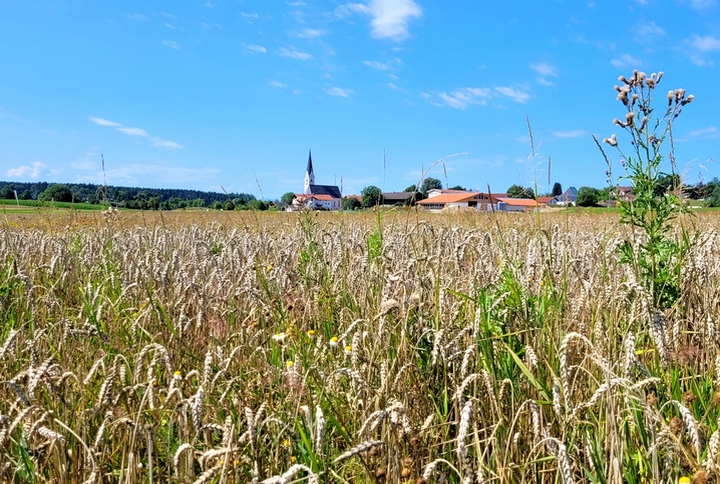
[596,70,694,310]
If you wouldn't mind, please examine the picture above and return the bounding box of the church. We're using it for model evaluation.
[292,150,342,211]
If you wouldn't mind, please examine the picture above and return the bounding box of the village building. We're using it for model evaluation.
[381,191,423,206]
[290,150,342,211]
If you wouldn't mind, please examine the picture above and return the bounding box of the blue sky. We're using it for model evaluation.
[1,1,719,199]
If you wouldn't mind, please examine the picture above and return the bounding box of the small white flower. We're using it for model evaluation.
[272,332,287,342]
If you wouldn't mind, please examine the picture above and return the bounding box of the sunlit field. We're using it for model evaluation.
[2,207,720,483]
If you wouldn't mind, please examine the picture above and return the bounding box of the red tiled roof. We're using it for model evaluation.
[417,192,481,204]
[498,198,540,207]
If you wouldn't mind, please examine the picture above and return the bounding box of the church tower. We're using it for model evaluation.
[304,149,315,195]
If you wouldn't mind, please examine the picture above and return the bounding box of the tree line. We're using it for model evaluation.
[0,181,259,210]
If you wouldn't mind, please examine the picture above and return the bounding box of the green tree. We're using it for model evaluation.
[0,187,14,199]
[709,186,720,207]
[576,186,600,207]
[248,199,268,211]
[223,200,235,211]
[552,182,563,197]
[361,186,382,208]
[420,177,442,196]
[403,184,417,192]
[211,201,223,210]
[39,184,74,203]
[281,192,295,205]
[449,185,465,191]
[507,185,535,198]
[342,196,361,210]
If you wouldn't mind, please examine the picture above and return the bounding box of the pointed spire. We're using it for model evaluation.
[307,149,314,175]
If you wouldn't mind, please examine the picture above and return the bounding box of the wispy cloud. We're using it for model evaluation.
[689,126,718,137]
[291,28,329,38]
[325,86,354,97]
[125,13,148,21]
[246,44,267,53]
[90,116,183,149]
[681,0,717,10]
[610,53,642,68]
[494,86,530,103]
[241,12,260,19]
[279,47,312,60]
[89,117,121,127]
[427,85,530,109]
[362,57,402,70]
[554,130,588,138]
[268,79,287,88]
[530,62,558,77]
[6,161,48,179]
[637,20,665,41]
[287,1,306,5]
[530,62,558,86]
[162,40,180,50]
[337,0,422,41]
[536,77,555,87]
[431,88,492,109]
[686,34,720,65]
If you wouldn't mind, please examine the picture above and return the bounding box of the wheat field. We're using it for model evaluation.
[1,208,719,483]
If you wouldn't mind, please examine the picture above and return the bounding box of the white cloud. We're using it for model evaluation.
[388,82,398,90]
[530,62,558,77]
[362,57,402,70]
[494,86,530,103]
[152,139,184,149]
[610,53,642,68]
[339,0,422,41]
[325,86,354,97]
[681,0,717,10]
[554,130,588,138]
[287,1,307,5]
[292,28,329,38]
[690,34,720,51]
[90,117,183,149]
[686,34,720,65]
[117,126,149,136]
[536,77,555,87]
[6,162,48,179]
[436,88,491,109]
[90,117,122,127]
[268,80,287,88]
[241,12,260,19]
[162,40,180,50]
[429,86,529,109]
[689,126,718,136]
[246,44,267,53]
[125,13,148,21]
[279,47,313,60]
[637,20,665,40]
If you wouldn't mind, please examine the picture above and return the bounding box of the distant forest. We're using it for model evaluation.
[0,181,260,210]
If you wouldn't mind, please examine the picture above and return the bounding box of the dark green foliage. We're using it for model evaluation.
[576,187,600,207]
[420,177,442,196]
[341,196,361,211]
[552,182,563,196]
[507,184,535,199]
[281,192,295,205]
[360,186,382,208]
[38,184,74,202]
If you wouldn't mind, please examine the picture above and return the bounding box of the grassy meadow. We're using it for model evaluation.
[1,207,720,483]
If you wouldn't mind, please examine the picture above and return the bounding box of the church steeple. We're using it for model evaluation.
[304,149,315,194]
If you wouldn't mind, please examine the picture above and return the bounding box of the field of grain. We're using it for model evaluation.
[1,208,719,483]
